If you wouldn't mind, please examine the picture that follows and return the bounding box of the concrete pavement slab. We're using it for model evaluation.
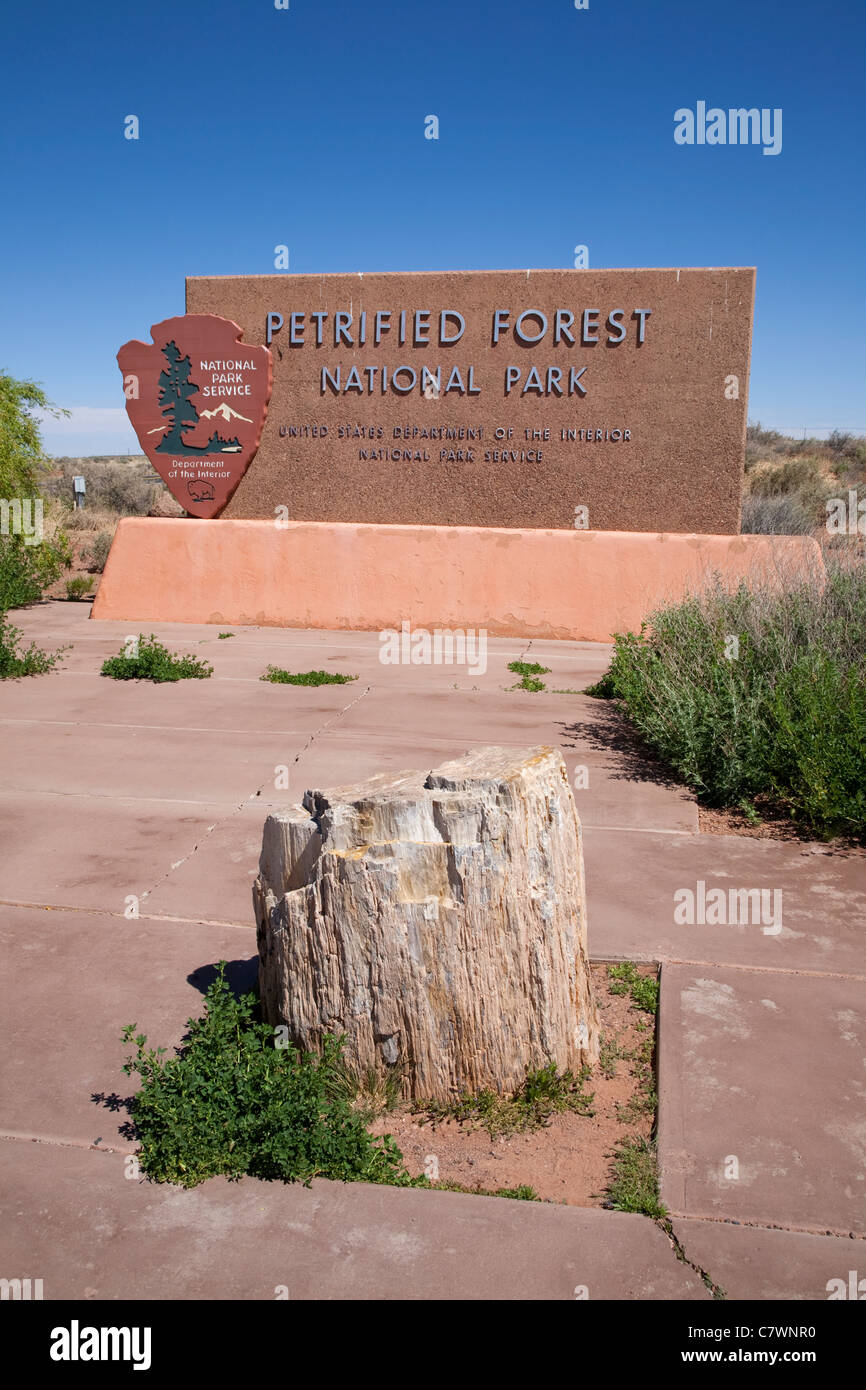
[671,1217,865,1301]
[0,1140,707,1300]
[0,720,309,805]
[658,964,866,1236]
[583,828,866,974]
[0,791,229,911]
[142,799,282,925]
[9,602,613,689]
[0,669,370,732]
[0,905,255,1147]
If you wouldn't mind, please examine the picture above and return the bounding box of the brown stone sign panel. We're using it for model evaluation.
[118,315,272,519]
[185,269,754,533]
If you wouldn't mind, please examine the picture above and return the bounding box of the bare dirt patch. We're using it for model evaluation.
[698,801,866,852]
[371,962,657,1207]
[698,800,809,841]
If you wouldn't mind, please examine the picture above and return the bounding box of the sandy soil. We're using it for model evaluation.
[371,962,657,1207]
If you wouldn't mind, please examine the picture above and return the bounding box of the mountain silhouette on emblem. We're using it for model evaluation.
[198,402,254,424]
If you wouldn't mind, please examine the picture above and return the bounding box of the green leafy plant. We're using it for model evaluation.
[0,612,67,678]
[507,660,551,693]
[413,1061,594,1138]
[217,631,235,639]
[101,634,213,683]
[65,575,93,601]
[121,964,413,1189]
[261,666,358,686]
[507,660,550,677]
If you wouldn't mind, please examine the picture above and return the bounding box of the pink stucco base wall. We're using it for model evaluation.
[91,518,825,642]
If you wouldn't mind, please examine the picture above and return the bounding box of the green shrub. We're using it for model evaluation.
[121,964,413,1189]
[65,575,93,601]
[0,374,73,607]
[0,533,71,609]
[592,566,866,839]
[0,612,67,678]
[101,634,213,683]
[766,654,866,837]
[261,666,358,686]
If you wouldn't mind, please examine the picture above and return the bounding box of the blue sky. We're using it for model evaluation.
[1,0,864,454]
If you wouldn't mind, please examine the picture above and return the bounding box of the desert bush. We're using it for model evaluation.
[741,453,838,535]
[121,963,414,1189]
[587,565,866,839]
[62,505,120,534]
[741,493,818,535]
[45,457,159,516]
[86,530,113,572]
[745,422,783,448]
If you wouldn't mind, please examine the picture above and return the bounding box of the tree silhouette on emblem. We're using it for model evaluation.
[155,341,200,453]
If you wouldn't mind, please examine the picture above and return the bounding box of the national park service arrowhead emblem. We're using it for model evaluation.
[117,315,272,519]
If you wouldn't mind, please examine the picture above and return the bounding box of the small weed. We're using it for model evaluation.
[328,1058,405,1122]
[605,1136,667,1218]
[507,660,550,677]
[101,635,213,683]
[421,1179,541,1201]
[262,666,358,686]
[413,1061,594,1138]
[607,962,659,1015]
[507,660,552,693]
[615,1026,658,1123]
[217,632,235,640]
[737,797,762,825]
[598,1030,625,1080]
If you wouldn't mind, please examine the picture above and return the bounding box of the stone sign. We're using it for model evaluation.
[117,315,272,519]
[185,268,754,533]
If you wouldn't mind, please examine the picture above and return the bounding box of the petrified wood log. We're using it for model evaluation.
[253,746,599,1101]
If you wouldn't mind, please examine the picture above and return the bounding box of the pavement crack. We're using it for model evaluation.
[289,682,373,770]
[660,1217,727,1299]
[138,685,372,906]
